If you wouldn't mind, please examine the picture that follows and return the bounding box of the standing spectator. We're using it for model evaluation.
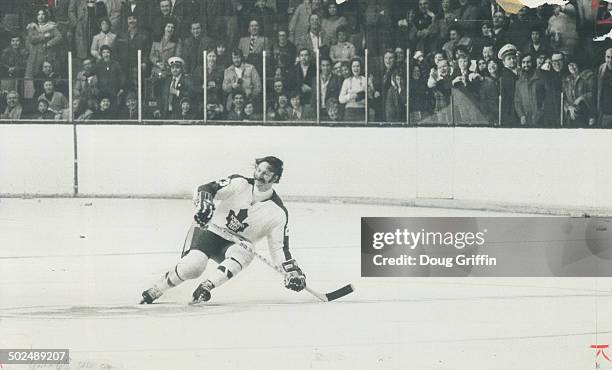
[491,11,509,51]
[563,59,595,127]
[222,49,262,111]
[507,7,533,49]
[471,21,494,60]
[38,79,68,115]
[498,43,519,126]
[318,57,340,117]
[180,22,214,75]
[215,40,231,69]
[385,70,406,122]
[339,57,371,121]
[596,48,612,127]
[297,14,330,55]
[0,90,23,119]
[409,64,428,122]
[156,57,193,118]
[396,8,417,52]
[286,48,316,106]
[329,26,355,63]
[289,0,316,44]
[200,0,237,50]
[271,29,297,72]
[514,53,547,126]
[74,57,99,101]
[104,0,123,33]
[25,9,63,79]
[427,58,452,124]
[246,0,277,38]
[150,20,181,78]
[69,0,93,60]
[547,4,578,57]
[96,45,125,97]
[371,49,396,121]
[50,0,71,75]
[362,0,391,56]
[151,0,179,43]
[90,18,116,61]
[238,20,270,73]
[480,60,501,125]
[120,0,151,34]
[0,35,28,78]
[437,0,457,42]
[454,0,480,36]
[321,2,346,45]
[114,13,150,91]
[443,27,472,61]
[413,0,439,55]
[197,50,224,113]
[522,27,549,57]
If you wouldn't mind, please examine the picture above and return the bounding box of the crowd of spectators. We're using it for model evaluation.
[0,0,610,126]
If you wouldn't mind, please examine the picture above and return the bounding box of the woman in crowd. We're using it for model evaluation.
[91,95,116,119]
[90,18,116,61]
[150,21,181,78]
[479,60,501,126]
[0,90,23,119]
[322,2,347,45]
[339,57,372,122]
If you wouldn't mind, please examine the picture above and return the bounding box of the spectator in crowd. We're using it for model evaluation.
[222,49,262,112]
[120,0,151,34]
[197,50,224,113]
[215,40,232,69]
[288,90,314,121]
[117,92,138,120]
[385,70,406,122]
[114,13,149,91]
[25,8,63,79]
[246,0,276,38]
[181,22,214,76]
[363,0,391,56]
[514,53,547,126]
[104,0,123,33]
[479,59,501,125]
[547,4,578,57]
[151,0,179,43]
[96,45,125,97]
[90,17,116,61]
[200,0,237,50]
[34,61,64,99]
[173,96,196,120]
[268,77,286,111]
[290,0,321,45]
[322,2,346,45]
[35,98,55,119]
[437,0,457,42]
[596,48,612,127]
[443,26,472,62]
[339,57,370,121]
[427,58,452,124]
[156,57,193,119]
[271,29,297,72]
[59,97,83,121]
[38,79,68,116]
[0,90,23,119]
[371,49,396,121]
[409,64,428,122]
[498,43,519,126]
[522,27,549,57]
[297,14,330,55]
[287,48,315,107]
[74,57,99,100]
[0,35,27,78]
[273,92,291,121]
[471,21,494,59]
[49,0,72,74]
[69,0,93,60]
[413,0,439,54]
[482,44,495,64]
[454,0,479,36]
[491,10,509,51]
[563,58,595,127]
[396,8,417,51]
[243,101,262,121]
[325,97,342,121]
[507,7,533,49]
[91,94,116,119]
[226,91,246,120]
[150,20,181,78]
[329,26,356,63]
[320,57,343,116]
[238,20,270,72]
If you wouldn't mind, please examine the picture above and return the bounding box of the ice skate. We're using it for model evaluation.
[140,285,164,304]
[191,280,214,304]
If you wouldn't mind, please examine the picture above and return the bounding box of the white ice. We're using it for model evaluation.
[0,198,610,370]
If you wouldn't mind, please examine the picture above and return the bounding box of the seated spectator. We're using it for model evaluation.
[268,77,286,110]
[117,91,138,120]
[150,20,181,78]
[74,58,99,101]
[289,0,318,45]
[443,27,472,61]
[325,97,342,121]
[215,41,232,69]
[471,21,494,59]
[288,90,315,121]
[173,97,196,120]
[273,92,291,121]
[180,22,214,76]
[222,49,262,112]
[243,101,262,121]
[34,99,55,119]
[91,95,117,119]
[150,0,180,43]
[329,26,355,64]
[59,97,84,121]
[38,79,68,116]
[96,45,125,97]
[0,35,28,78]
[90,17,116,61]
[339,57,371,122]
[246,0,276,38]
[238,20,270,73]
[0,90,23,119]
[34,61,63,99]
[226,92,246,121]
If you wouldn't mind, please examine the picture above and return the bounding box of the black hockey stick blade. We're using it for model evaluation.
[324,284,355,302]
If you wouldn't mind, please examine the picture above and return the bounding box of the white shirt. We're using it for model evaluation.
[309,32,321,50]
[235,66,244,79]
[196,175,290,266]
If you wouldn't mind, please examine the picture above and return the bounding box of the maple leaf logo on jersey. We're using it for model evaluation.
[226,209,249,233]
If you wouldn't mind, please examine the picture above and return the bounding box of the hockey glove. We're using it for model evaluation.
[281,259,306,292]
[194,194,215,228]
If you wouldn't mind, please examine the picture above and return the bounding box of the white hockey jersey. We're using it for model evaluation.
[194,175,292,265]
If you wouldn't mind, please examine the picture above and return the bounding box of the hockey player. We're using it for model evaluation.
[140,156,307,304]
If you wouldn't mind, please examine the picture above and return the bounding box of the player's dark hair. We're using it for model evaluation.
[256,156,284,183]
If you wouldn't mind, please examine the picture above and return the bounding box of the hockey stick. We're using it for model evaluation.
[213,226,354,302]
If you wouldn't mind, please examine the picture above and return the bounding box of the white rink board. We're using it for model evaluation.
[0,198,610,370]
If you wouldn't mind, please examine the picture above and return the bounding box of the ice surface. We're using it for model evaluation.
[0,198,610,370]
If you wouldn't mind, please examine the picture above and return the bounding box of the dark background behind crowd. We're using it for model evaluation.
[0,0,611,126]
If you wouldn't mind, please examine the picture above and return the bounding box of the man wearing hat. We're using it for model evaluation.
[157,56,195,119]
[498,43,519,126]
